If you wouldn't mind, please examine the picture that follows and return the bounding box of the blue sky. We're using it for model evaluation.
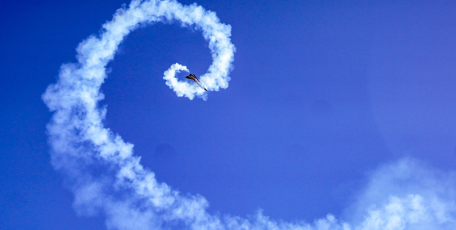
[2,0,456,229]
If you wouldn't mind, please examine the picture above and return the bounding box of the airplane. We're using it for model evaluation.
[185,74,207,91]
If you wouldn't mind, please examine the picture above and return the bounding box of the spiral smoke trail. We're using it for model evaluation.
[42,0,456,229]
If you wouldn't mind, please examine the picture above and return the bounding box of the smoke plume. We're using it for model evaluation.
[43,0,456,229]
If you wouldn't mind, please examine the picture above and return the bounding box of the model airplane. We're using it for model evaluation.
[186,74,207,91]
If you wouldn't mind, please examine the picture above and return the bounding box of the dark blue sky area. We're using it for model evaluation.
[2,0,456,229]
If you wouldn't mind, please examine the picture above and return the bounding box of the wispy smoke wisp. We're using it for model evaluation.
[43,0,456,229]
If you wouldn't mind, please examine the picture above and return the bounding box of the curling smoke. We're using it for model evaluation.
[43,0,456,229]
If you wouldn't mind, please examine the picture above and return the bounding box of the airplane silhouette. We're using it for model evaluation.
[185,74,207,91]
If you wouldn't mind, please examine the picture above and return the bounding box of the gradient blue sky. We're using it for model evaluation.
[2,0,456,229]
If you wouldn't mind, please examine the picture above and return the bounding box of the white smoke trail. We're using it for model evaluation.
[42,0,456,229]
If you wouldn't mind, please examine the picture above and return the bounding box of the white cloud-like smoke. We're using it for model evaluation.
[42,0,456,229]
